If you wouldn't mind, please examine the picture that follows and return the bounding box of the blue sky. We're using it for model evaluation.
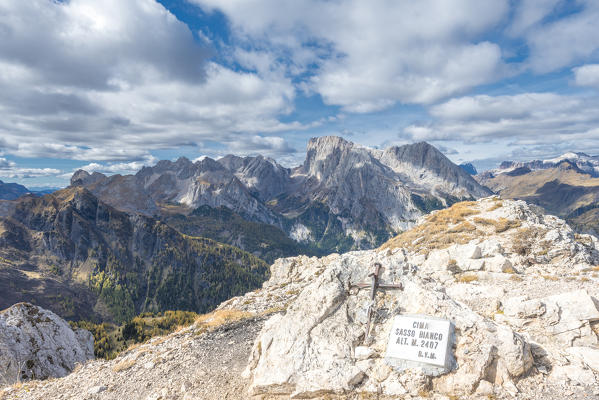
[2,0,599,187]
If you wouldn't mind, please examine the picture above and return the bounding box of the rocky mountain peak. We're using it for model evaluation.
[306,135,353,152]
[193,156,225,173]
[301,135,373,181]
[459,162,477,175]
[70,170,106,187]
[556,159,586,174]
[383,141,457,174]
[217,155,291,201]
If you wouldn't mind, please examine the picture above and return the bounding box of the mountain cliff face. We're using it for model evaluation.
[71,137,491,253]
[217,154,292,201]
[0,188,268,323]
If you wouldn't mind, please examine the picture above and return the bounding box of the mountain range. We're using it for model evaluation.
[7,138,597,326]
[477,153,599,236]
[490,151,599,177]
[72,136,491,253]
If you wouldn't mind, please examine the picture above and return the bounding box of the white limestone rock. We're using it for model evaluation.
[566,347,599,372]
[484,254,514,273]
[354,346,376,360]
[0,303,94,384]
[499,290,599,347]
[446,284,504,317]
[244,252,533,398]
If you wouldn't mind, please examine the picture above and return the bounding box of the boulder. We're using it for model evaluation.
[503,297,545,319]
[449,243,482,260]
[484,255,514,273]
[0,303,94,384]
[498,290,599,347]
[543,290,599,346]
[566,346,599,372]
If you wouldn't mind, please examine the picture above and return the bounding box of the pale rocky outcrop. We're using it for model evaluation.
[0,303,93,384]
[242,251,534,398]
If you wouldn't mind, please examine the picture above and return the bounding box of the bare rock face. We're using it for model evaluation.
[0,303,93,384]
[242,251,534,398]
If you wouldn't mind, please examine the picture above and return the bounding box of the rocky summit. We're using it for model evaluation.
[4,197,599,399]
[0,303,93,385]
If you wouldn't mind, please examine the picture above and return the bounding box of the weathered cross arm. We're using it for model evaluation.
[350,262,403,344]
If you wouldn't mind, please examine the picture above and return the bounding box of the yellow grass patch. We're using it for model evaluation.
[112,359,136,372]
[473,217,521,233]
[488,201,503,211]
[381,201,480,254]
[457,273,478,283]
[542,275,559,281]
[195,309,253,330]
[125,342,143,353]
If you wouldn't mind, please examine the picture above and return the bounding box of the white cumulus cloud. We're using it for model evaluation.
[574,64,599,89]
[193,0,510,112]
[0,0,300,162]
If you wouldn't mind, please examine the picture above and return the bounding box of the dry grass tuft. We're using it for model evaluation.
[494,218,522,233]
[381,201,480,254]
[511,227,536,256]
[473,217,521,233]
[261,305,287,315]
[488,201,503,211]
[457,273,478,283]
[112,359,136,373]
[195,309,253,330]
[427,201,479,225]
[541,275,559,281]
[125,342,143,353]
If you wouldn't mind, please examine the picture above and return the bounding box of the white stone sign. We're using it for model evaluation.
[385,314,455,376]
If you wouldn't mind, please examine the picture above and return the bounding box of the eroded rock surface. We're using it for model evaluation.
[0,303,93,384]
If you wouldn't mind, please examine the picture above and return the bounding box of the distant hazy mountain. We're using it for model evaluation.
[27,186,62,195]
[0,180,30,200]
[0,181,60,200]
[71,137,491,252]
[0,187,268,323]
[484,151,599,178]
[477,155,599,236]
[459,162,477,175]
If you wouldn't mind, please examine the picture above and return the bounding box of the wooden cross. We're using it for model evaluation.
[352,262,403,344]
